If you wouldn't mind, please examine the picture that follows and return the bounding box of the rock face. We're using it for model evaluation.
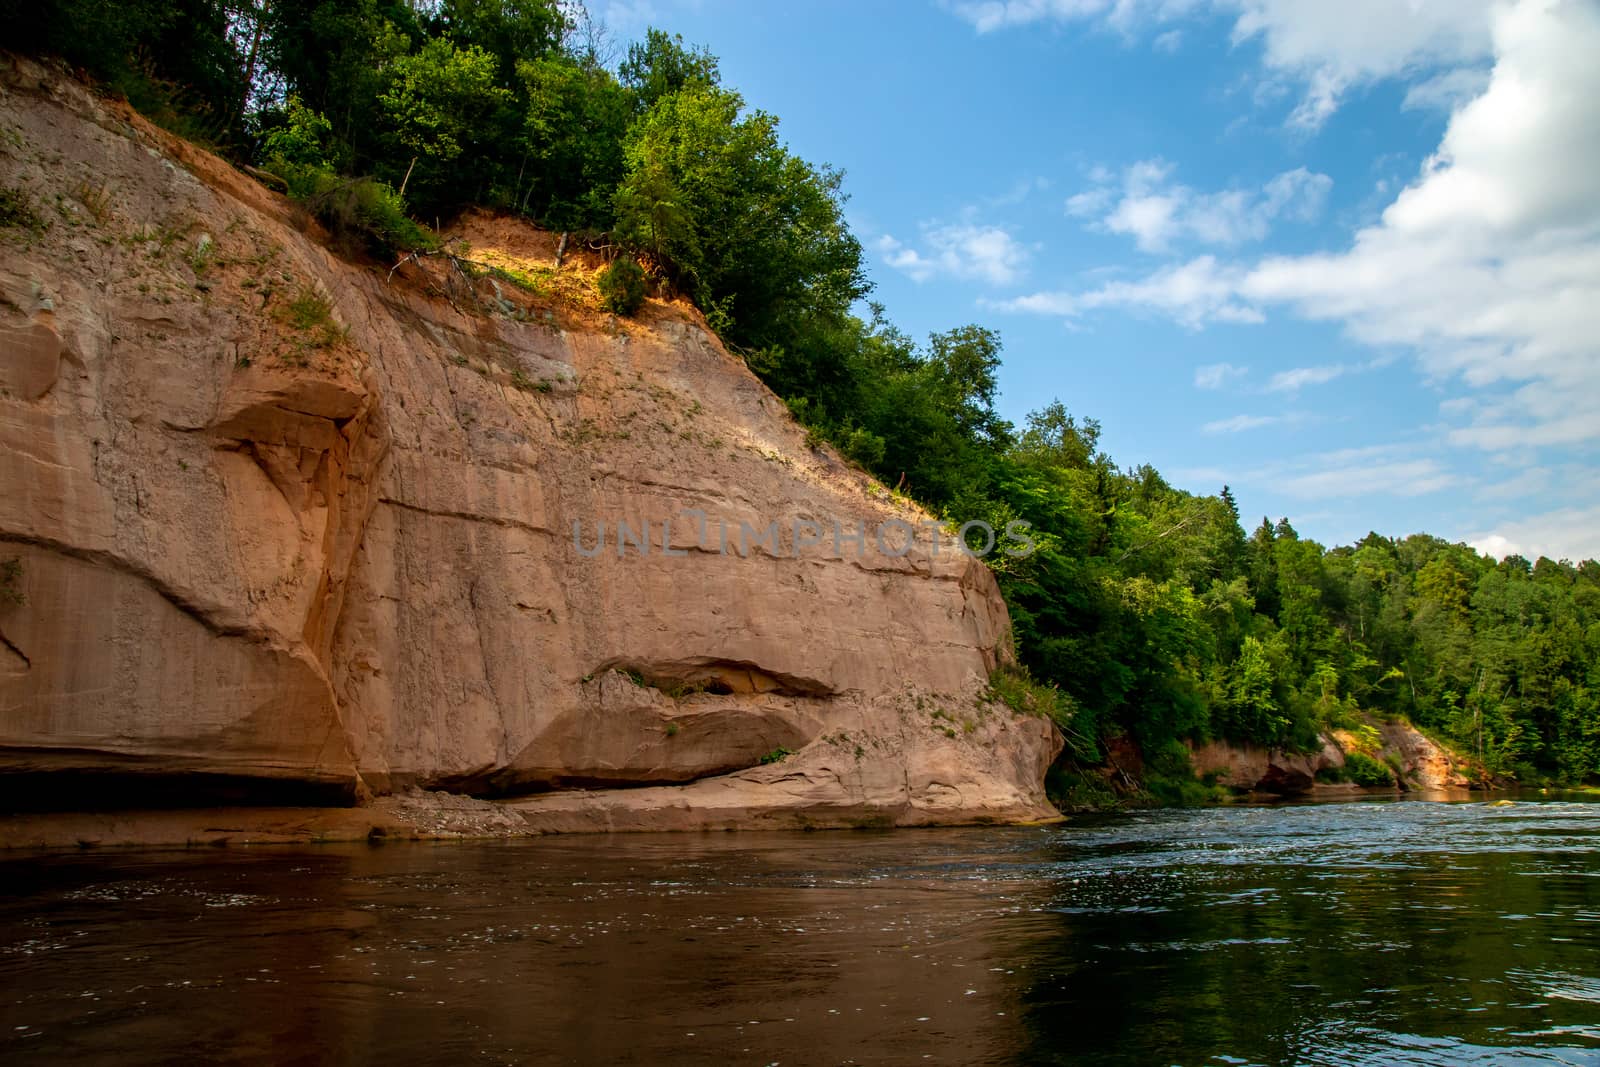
[0,57,1060,829]
[1373,722,1473,790]
[1187,739,1330,795]
[1190,721,1474,796]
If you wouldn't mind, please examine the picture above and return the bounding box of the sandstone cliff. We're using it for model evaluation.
[1188,719,1476,797]
[0,56,1061,836]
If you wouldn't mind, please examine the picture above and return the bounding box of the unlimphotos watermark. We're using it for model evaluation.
[572,509,1036,560]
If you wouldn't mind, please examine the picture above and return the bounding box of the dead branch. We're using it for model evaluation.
[1116,509,1204,563]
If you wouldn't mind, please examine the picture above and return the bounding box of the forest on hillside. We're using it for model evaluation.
[6,0,1599,796]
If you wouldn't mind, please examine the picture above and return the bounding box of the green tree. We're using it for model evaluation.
[431,0,566,81]
[375,36,509,208]
[618,28,720,108]
[597,256,648,315]
[514,55,631,225]
[261,95,340,170]
[1220,636,1289,744]
[615,83,867,348]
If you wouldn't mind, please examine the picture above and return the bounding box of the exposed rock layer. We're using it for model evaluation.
[1189,720,1475,796]
[0,56,1060,831]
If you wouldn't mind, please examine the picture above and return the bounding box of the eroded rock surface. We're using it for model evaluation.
[0,56,1060,831]
[1374,722,1473,790]
[1190,721,1475,796]
[1188,739,1327,795]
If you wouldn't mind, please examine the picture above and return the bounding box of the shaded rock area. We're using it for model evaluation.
[1187,740,1330,796]
[0,55,1061,839]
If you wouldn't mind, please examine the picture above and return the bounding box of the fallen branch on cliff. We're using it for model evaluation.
[1115,508,1205,563]
[386,240,568,321]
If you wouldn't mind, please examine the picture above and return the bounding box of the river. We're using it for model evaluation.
[2,797,1598,1065]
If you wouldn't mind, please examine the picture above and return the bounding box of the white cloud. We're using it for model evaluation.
[1230,1,1492,128]
[1124,440,1495,561]
[1470,504,1600,563]
[1203,443,1456,499]
[996,255,1261,328]
[986,175,1053,207]
[1402,66,1493,112]
[1265,364,1344,392]
[1279,458,1457,499]
[876,223,1029,285]
[1069,160,1331,252]
[1202,412,1308,433]
[949,0,1497,128]
[952,0,1138,34]
[950,0,1217,34]
[1242,0,1600,450]
[1105,193,1182,251]
[1194,361,1248,389]
[1474,466,1553,502]
[1003,2,1600,456]
[1065,187,1115,217]
[1258,168,1333,221]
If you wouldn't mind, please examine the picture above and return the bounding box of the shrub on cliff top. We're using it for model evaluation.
[269,162,436,259]
[309,174,437,258]
[1343,751,1394,787]
[597,256,647,316]
[1142,739,1226,807]
[0,557,24,607]
[0,186,44,232]
[988,665,1092,758]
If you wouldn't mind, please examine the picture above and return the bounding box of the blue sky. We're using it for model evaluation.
[593,0,1600,562]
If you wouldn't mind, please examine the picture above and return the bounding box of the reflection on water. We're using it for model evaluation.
[2,798,1599,1065]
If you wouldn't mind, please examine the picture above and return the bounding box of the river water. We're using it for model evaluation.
[2,797,1598,1065]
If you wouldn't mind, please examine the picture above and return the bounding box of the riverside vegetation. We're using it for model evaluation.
[6,0,1599,804]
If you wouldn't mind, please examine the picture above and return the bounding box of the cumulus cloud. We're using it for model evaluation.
[1068,159,1331,252]
[1402,66,1493,112]
[1204,444,1459,499]
[948,0,1497,128]
[1242,0,1600,450]
[1230,0,1492,127]
[1202,412,1311,433]
[995,255,1260,328]
[1194,361,1248,389]
[950,0,1199,34]
[985,174,1053,207]
[1265,364,1344,393]
[876,224,1029,285]
[1278,458,1457,499]
[1065,187,1116,217]
[1470,505,1600,563]
[1005,1,1600,454]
